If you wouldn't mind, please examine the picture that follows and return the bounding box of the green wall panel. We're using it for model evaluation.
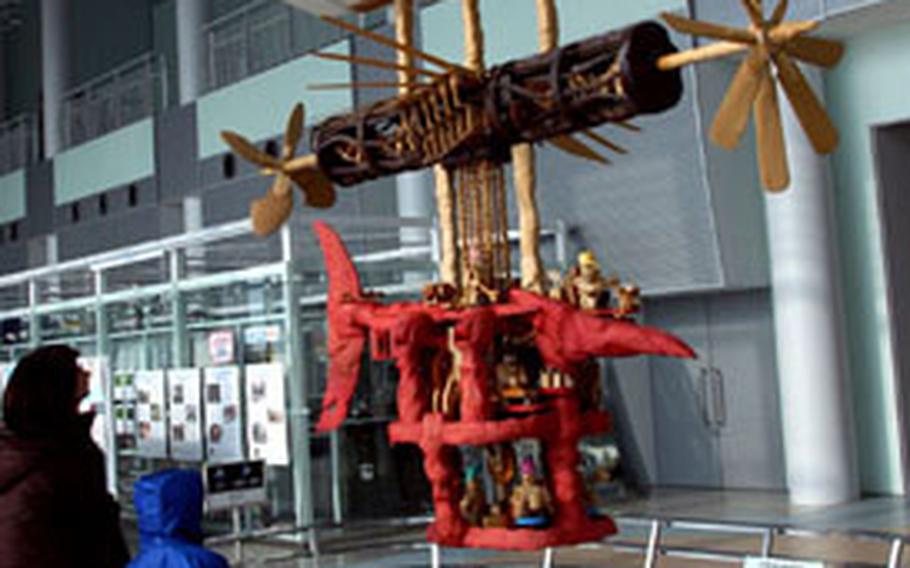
[422,0,684,67]
[53,118,156,206]
[0,170,26,224]
[826,20,910,495]
[196,41,352,159]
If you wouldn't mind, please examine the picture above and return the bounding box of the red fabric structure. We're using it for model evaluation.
[313,222,696,550]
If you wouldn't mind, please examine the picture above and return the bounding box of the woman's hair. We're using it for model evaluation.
[3,345,82,437]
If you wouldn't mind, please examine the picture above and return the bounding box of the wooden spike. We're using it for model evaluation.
[250,190,293,236]
[271,172,292,198]
[657,41,750,71]
[348,0,394,13]
[283,103,305,160]
[710,48,765,150]
[308,81,422,91]
[581,129,628,154]
[782,34,844,68]
[221,131,281,169]
[614,121,642,133]
[773,51,839,153]
[321,15,466,74]
[753,65,790,191]
[548,135,610,165]
[661,12,756,45]
[311,50,443,79]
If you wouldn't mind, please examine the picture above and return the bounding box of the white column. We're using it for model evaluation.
[765,81,858,506]
[40,0,69,157]
[176,0,208,105]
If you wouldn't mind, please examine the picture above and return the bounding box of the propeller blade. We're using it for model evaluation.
[657,41,749,71]
[271,173,292,197]
[741,0,764,27]
[660,12,755,44]
[250,189,293,236]
[290,169,338,209]
[782,35,845,68]
[221,131,281,169]
[548,135,610,165]
[710,49,765,150]
[283,103,305,160]
[770,0,789,25]
[769,20,819,43]
[773,51,839,153]
[753,65,790,191]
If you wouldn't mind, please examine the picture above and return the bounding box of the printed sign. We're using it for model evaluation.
[135,370,168,458]
[245,363,289,465]
[203,366,244,463]
[208,330,235,365]
[204,460,267,511]
[168,368,204,461]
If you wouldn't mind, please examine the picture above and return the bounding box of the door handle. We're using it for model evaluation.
[710,367,727,429]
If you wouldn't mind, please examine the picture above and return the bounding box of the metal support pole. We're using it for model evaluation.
[541,546,555,568]
[95,269,117,496]
[430,544,441,568]
[170,250,190,367]
[232,507,244,563]
[644,519,662,568]
[281,225,316,551]
[27,279,38,349]
[330,428,343,524]
[761,527,775,558]
[888,537,904,568]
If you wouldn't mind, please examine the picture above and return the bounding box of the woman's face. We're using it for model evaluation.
[75,366,91,404]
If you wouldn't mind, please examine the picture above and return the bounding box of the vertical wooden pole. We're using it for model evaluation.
[394,0,415,95]
[462,0,485,72]
[512,0,557,293]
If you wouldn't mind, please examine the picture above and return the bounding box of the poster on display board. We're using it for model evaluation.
[113,372,137,451]
[78,357,112,456]
[203,366,244,463]
[245,363,289,465]
[135,370,168,458]
[208,330,235,365]
[168,368,204,461]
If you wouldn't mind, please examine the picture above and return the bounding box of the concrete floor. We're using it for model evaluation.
[125,489,910,567]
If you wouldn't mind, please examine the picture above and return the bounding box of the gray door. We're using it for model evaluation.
[645,290,785,490]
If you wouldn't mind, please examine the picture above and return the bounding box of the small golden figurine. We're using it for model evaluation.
[510,456,554,528]
[566,250,618,311]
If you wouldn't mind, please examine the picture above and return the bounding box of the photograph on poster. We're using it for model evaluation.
[134,370,168,458]
[168,368,204,462]
[203,366,244,463]
[244,363,289,465]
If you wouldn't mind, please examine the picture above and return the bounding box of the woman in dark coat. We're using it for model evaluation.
[0,345,130,568]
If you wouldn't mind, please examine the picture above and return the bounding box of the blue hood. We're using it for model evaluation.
[134,469,204,542]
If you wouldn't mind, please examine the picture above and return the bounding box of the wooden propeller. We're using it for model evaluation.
[659,0,845,191]
[221,103,336,236]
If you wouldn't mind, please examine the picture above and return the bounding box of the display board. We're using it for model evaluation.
[113,371,137,451]
[204,460,267,511]
[203,366,244,463]
[245,363,289,465]
[135,369,168,458]
[168,368,204,461]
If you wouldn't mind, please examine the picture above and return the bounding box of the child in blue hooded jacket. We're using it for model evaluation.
[128,469,230,568]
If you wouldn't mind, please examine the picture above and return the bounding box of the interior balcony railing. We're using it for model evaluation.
[0,113,37,176]
[204,0,386,92]
[60,52,168,150]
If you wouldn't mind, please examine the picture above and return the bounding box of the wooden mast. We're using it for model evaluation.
[511,0,556,293]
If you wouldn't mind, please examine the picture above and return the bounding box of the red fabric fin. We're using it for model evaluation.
[313,221,368,432]
[313,221,363,303]
[509,289,696,371]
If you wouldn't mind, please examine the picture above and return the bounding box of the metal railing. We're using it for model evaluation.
[203,0,385,92]
[0,113,38,175]
[60,52,168,149]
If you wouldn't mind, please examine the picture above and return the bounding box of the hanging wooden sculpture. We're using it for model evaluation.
[222,0,844,553]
